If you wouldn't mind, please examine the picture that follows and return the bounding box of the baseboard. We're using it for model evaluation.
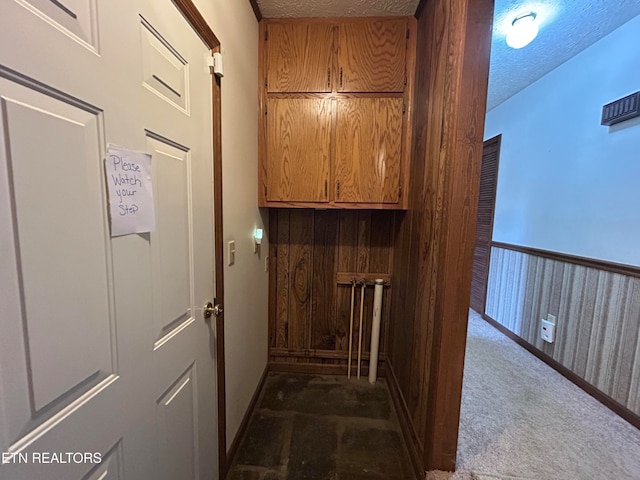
[386,360,424,480]
[226,364,269,469]
[267,361,386,377]
[482,314,640,430]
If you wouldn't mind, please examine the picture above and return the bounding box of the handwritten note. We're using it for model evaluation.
[105,145,156,237]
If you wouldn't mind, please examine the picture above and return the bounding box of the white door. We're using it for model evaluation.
[0,1,219,479]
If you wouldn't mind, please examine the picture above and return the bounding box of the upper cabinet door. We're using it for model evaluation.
[267,23,334,93]
[338,19,407,93]
[266,97,332,202]
[335,97,403,203]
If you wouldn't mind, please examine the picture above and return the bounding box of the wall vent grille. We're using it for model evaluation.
[601,91,640,126]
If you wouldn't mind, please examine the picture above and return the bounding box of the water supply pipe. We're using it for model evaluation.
[347,279,356,379]
[368,279,384,384]
[357,281,366,379]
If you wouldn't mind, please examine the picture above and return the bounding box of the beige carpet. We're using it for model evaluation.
[446,310,640,480]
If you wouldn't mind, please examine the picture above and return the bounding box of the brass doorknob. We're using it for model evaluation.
[203,301,223,319]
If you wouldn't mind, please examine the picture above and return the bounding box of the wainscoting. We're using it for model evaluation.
[485,244,640,420]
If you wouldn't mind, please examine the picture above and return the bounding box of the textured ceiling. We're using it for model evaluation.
[488,0,640,110]
[256,0,640,110]
[256,0,420,18]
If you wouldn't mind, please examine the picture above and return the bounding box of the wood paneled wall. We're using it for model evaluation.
[486,245,640,419]
[268,209,396,371]
[387,0,494,474]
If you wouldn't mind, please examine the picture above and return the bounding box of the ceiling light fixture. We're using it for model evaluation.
[506,12,538,49]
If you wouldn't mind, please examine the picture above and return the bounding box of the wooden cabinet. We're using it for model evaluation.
[335,97,403,203]
[266,23,334,93]
[338,19,407,93]
[259,17,415,209]
[266,97,332,202]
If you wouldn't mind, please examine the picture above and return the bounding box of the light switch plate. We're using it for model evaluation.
[228,240,235,266]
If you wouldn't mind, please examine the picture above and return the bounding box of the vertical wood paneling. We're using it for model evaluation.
[486,246,640,416]
[288,210,313,350]
[269,209,395,367]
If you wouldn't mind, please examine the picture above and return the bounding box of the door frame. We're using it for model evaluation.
[170,1,227,477]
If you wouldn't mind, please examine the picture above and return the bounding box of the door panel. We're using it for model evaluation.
[0,1,218,479]
[266,23,334,93]
[335,97,402,203]
[266,97,331,202]
[338,19,407,93]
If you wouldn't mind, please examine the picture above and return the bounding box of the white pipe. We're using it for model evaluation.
[368,279,384,384]
[347,280,356,379]
[357,282,365,379]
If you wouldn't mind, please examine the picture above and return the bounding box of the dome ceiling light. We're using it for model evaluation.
[506,12,539,49]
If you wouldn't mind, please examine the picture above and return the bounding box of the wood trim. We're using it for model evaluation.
[268,360,384,376]
[414,0,427,19]
[491,242,640,279]
[226,365,269,468]
[335,272,391,285]
[172,0,220,48]
[248,0,262,22]
[386,361,424,480]
[270,348,386,361]
[482,314,640,430]
[171,1,225,478]
[261,200,407,210]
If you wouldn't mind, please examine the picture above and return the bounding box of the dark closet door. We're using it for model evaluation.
[470,135,501,314]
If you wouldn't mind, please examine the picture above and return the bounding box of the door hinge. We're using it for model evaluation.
[336,180,341,199]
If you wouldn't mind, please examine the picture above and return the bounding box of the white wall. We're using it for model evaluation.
[484,15,640,266]
[192,0,268,449]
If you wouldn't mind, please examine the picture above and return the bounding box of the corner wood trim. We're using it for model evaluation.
[248,0,262,21]
[482,314,640,431]
[386,361,424,480]
[173,0,219,48]
[414,0,427,19]
[226,365,269,469]
[491,242,640,279]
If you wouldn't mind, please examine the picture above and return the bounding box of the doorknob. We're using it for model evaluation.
[203,301,223,319]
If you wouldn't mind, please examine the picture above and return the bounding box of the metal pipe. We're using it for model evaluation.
[357,281,366,379]
[347,280,356,379]
[368,279,384,384]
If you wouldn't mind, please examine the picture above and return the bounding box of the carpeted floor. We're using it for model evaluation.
[454,310,640,480]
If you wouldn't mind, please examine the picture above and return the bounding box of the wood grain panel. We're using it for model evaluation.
[335,97,403,203]
[266,97,331,202]
[388,0,494,473]
[486,245,640,416]
[269,209,395,370]
[338,19,407,92]
[288,210,313,350]
[266,22,333,93]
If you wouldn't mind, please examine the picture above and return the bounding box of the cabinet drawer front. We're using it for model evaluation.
[267,23,334,93]
[267,97,332,202]
[335,97,403,203]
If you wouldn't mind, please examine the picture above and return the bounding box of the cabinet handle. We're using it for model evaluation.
[336,180,340,199]
[339,68,343,88]
[327,69,331,88]
[324,180,328,198]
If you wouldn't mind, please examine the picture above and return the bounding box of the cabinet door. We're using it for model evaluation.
[267,98,332,202]
[338,19,407,92]
[267,23,334,93]
[335,97,403,203]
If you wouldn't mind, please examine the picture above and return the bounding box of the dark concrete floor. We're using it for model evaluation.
[227,373,415,480]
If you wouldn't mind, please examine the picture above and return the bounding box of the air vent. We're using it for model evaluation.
[601,91,640,126]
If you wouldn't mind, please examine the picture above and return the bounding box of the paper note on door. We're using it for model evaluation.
[105,145,156,236]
